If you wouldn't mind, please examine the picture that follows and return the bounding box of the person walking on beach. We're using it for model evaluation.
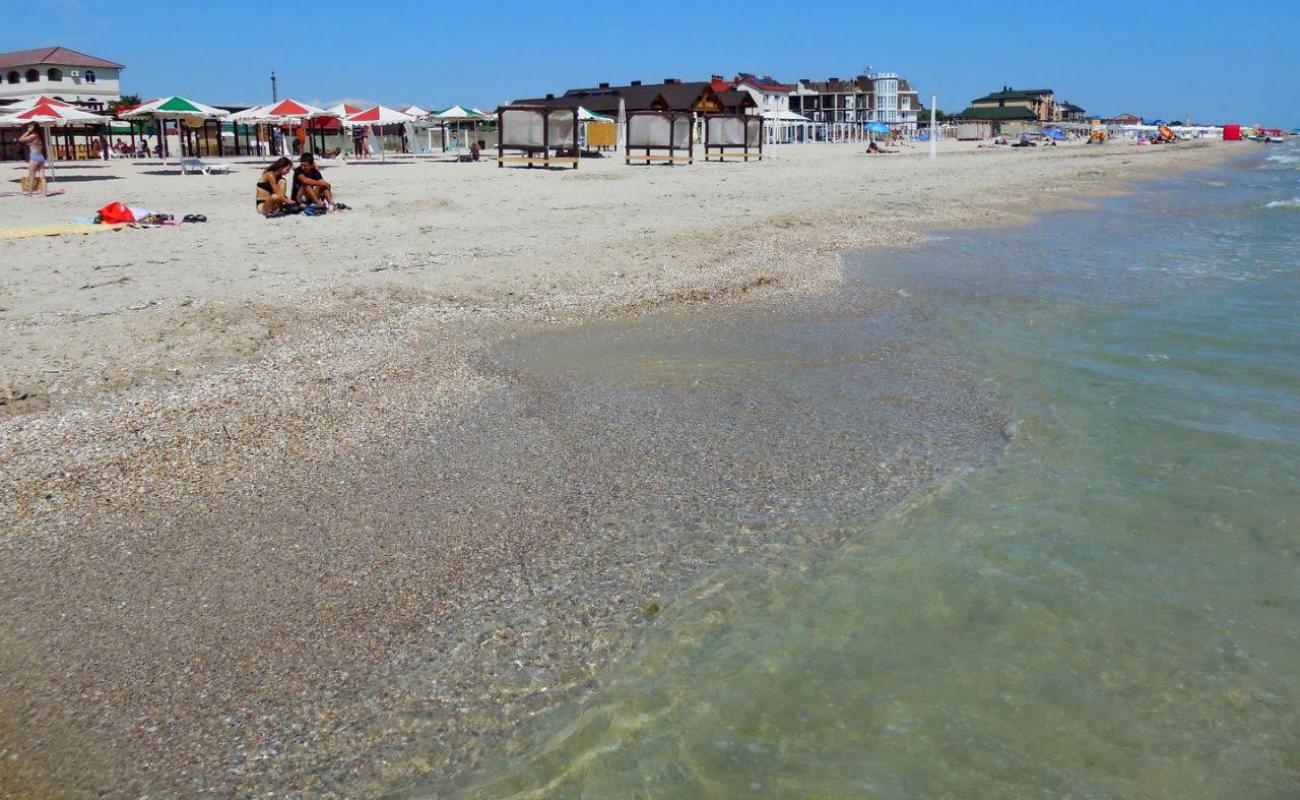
[18,122,48,196]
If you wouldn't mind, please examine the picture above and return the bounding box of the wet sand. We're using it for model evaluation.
[0,140,1239,797]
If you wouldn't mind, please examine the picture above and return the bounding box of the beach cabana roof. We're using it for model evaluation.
[577,106,613,122]
[0,101,109,126]
[341,105,416,126]
[952,105,1039,121]
[324,102,365,117]
[435,105,483,120]
[121,96,227,120]
[400,105,433,118]
[763,109,811,122]
[259,98,329,120]
[5,95,73,110]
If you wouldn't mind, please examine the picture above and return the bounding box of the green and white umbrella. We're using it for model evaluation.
[434,105,483,121]
[121,95,228,120]
[577,106,613,122]
[120,96,228,158]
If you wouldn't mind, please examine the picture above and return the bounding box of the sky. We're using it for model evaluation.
[8,0,1299,126]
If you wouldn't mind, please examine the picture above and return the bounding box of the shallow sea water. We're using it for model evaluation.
[437,142,1300,799]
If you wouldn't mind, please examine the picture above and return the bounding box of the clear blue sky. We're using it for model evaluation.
[11,0,1299,126]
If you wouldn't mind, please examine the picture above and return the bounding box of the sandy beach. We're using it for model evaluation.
[0,139,1236,797]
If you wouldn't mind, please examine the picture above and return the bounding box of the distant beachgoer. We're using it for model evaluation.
[292,152,333,207]
[18,122,47,196]
[469,141,481,161]
[256,156,294,216]
[352,127,366,157]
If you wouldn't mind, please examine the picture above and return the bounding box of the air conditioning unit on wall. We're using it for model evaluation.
[69,70,80,77]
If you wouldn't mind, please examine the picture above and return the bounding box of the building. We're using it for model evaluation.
[513,78,755,117]
[1059,101,1087,123]
[787,71,922,133]
[958,86,1059,124]
[0,45,124,110]
[726,74,794,117]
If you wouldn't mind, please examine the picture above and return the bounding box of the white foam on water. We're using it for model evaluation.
[1264,197,1300,209]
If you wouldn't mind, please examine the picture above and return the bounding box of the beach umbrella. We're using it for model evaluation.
[324,102,364,118]
[400,105,433,119]
[258,98,328,121]
[0,102,109,126]
[433,106,483,153]
[434,105,480,120]
[225,104,265,122]
[120,96,228,158]
[0,102,111,186]
[340,105,416,161]
[6,95,74,110]
[577,106,613,122]
[340,105,417,126]
[122,95,228,121]
[865,121,890,134]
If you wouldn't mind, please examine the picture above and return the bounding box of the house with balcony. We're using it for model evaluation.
[0,45,124,111]
[787,70,922,133]
[960,86,1059,123]
[725,74,794,117]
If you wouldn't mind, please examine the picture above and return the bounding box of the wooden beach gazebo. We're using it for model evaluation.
[496,105,579,169]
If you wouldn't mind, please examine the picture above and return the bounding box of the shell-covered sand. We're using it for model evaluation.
[0,140,1236,797]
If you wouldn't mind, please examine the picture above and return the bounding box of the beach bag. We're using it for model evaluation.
[97,202,135,224]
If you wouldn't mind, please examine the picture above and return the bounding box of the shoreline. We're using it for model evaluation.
[0,141,1241,797]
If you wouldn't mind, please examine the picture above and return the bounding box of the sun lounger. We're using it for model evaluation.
[179,157,232,175]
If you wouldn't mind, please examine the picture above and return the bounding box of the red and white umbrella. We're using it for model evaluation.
[323,102,364,118]
[0,102,109,126]
[6,95,74,111]
[258,98,329,121]
[340,105,416,127]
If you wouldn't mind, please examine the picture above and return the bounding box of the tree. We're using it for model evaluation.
[115,94,142,112]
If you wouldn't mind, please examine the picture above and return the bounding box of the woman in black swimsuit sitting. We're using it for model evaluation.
[255,157,294,216]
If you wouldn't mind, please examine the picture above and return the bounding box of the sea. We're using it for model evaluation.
[438,141,1300,799]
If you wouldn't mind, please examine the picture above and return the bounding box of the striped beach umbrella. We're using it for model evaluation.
[400,105,433,119]
[340,105,416,127]
[258,98,328,121]
[121,96,227,121]
[0,102,109,126]
[324,102,364,118]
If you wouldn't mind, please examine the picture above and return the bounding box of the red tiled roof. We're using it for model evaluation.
[0,46,123,70]
[734,73,794,93]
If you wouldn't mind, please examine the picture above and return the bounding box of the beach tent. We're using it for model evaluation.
[6,95,73,110]
[434,105,486,153]
[324,102,364,118]
[257,98,328,121]
[120,96,228,158]
[0,102,111,185]
[400,105,433,119]
[866,122,890,134]
[340,105,416,160]
[577,106,613,122]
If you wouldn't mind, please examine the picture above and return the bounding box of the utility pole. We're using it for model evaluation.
[270,71,278,103]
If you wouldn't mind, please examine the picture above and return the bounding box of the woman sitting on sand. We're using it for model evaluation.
[255,157,294,216]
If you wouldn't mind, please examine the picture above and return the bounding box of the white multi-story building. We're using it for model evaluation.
[727,73,793,117]
[0,45,124,110]
[789,69,922,133]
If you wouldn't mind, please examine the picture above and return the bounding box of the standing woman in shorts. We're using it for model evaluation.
[18,122,47,196]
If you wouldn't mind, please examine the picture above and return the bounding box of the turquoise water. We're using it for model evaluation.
[446,145,1300,799]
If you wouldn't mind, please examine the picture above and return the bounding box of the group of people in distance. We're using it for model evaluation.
[255,152,343,217]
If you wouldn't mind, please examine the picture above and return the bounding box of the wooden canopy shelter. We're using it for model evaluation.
[514,79,757,117]
[496,105,579,169]
[625,109,694,165]
[704,114,764,162]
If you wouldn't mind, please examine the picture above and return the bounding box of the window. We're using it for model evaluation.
[25,69,39,82]
[47,68,63,81]
[5,71,18,84]
[84,70,96,83]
